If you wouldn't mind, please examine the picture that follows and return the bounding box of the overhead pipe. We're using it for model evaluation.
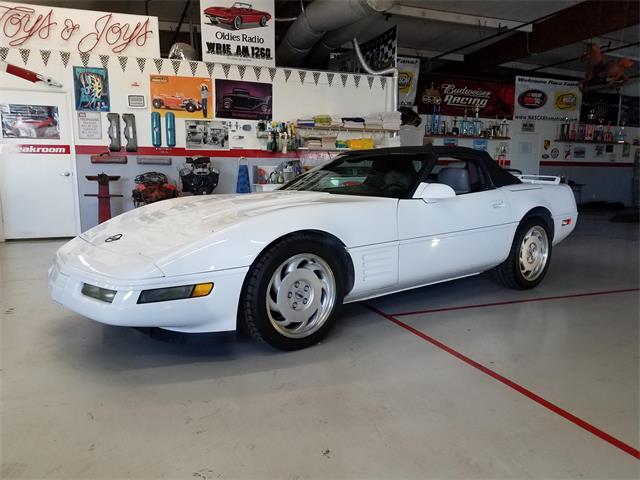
[352,37,398,111]
[277,0,396,67]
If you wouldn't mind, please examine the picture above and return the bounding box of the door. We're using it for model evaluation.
[0,90,79,238]
[397,158,515,288]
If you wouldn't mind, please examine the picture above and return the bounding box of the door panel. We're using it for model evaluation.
[397,189,515,287]
[0,90,78,238]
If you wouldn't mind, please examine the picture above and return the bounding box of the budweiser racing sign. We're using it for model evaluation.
[19,144,70,154]
[417,76,514,118]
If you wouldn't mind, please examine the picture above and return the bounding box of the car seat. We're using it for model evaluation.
[438,167,470,194]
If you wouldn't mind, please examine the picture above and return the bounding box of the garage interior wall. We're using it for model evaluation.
[0,46,392,233]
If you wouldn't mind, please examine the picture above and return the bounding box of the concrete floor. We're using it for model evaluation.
[1,212,638,479]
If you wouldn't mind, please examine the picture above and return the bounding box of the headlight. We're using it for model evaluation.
[81,283,117,303]
[137,283,213,304]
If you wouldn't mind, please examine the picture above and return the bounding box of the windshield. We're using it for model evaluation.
[281,152,434,199]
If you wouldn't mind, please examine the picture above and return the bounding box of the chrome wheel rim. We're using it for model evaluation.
[519,226,549,281]
[266,253,336,339]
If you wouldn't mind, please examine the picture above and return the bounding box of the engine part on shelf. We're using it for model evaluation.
[84,174,123,224]
[107,113,121,152]
[90,152,128,164]
[166,112,176,147]
[122,113,138,152]
[151,112,162,147]
[137,157,172,165]
[180,157,220,195]
[132,171,178,207]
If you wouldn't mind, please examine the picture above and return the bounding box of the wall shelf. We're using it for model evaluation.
[554,139,628,145]
[424,135,511,140]
[296,147,351,152]
[297,125,399,133]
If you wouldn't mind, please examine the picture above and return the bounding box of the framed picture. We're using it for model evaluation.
[127,94,147,108]
[73,67,110,112]
[215,79,272,120]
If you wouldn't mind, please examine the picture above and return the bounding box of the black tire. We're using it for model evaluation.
[491,217,553,289]
[152,99,163,109]
[186,103,196,113]
[239,235,345,350]
[233,16,242,29]
[223,99,233,109]
[259,16,268,26]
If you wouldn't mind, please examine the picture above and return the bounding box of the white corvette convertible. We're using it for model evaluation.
[49,146,577,350]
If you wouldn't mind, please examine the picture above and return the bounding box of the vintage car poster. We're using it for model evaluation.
[185,120,229,149]
[73,67,110,112]
[514,76,581,122]
[416,75,514,119]
[200,0,275,67]
[1,103,60,139]
[150,75,213,119]
[215,79,272,120]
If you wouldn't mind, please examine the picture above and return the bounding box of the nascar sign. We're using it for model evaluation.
[514,76,581,121]
[397,57,419,107]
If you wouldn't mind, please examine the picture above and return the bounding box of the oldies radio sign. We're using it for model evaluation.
[200,0,275,67]
[515,76,581,121]
[416,76,514,118]
[0,1,159,56]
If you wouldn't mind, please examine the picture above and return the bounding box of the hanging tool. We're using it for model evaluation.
[0,61,63,88]
[84,174,123,224]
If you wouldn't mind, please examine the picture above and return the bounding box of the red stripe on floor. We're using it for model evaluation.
[390,288,640,317]
[364,303,640,460]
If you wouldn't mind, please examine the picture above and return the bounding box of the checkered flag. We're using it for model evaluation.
[253,66,262,81]
[154,58,163,74]
[205,62,215,76]
[340,74,348,87]
[80,52,90,67]
[313,72,321,85]
[298,70,306,84]
[60,51,71,68]
[118,56,128,72]
[0,47,8,62]
[40,49,51,66]
[100,54,109,69]
[268,67,277,81]
[137,57,147,73]
[19,48,30,66]
[237,64,246,79]
[171,59,181,74]
[367,75,375,89]
[222,64,231,78]
[327,73,334,87]
[284,69,292,82]
[354,75,361,88]
[189,61,198,76]
[360,26,397,72]
[380,76,387,89]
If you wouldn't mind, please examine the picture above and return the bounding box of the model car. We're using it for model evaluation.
[152,94,201,113]
[49,147,577,350]
[221,88,271,113]
[204,2,271,29]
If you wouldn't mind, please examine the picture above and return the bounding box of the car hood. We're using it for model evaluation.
[80,191,373,264]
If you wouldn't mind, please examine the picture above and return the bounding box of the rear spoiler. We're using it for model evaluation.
[515,174,561,185]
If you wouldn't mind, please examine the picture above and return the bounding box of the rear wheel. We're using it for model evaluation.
[240,235,344,350]
[233,16,242,29]
[492,218,552,289]
[185,103,196,113]
[152,98,163,109]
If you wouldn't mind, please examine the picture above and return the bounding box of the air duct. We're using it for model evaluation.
[276,0,396,67]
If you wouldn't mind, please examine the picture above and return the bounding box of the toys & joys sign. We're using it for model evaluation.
[0,1,160,57]
[200,0,275,67]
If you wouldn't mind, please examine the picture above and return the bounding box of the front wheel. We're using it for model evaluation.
[259,16,268,26]
[240,236,344,350]
[491,218,552,289]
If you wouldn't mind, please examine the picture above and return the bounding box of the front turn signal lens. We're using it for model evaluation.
[192,283,214,297]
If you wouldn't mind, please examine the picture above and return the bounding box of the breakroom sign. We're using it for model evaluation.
[0,1,160,56]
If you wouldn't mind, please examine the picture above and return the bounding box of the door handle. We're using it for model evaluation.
[60,171,72,177]
[492,200,505,208]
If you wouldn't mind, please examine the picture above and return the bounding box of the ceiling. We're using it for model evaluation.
[14,0,640,83]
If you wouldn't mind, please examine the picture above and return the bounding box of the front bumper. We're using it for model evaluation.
[48,251,248,333]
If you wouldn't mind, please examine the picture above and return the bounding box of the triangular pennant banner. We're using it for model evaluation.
[79,52,90,68]
[60,51,71,68]
[99,54,109,69]
[19,48,30,66]
[154,58,163,74]
[380,76,387,89]
[118,56,128,72]
[0,47,8,62]
[40,49,51,66]
[237,64,246,79]
[367,75,375,89]
[189,61,199,76]
[171,59,181,74]
[253,66,262,81]
[268,67,277,81]
[137,57,147,73]
[205,62,215,76]
[354,75,361,88]
[298,70,306,84]
[284,69,292,82]
[222,63,231,78]
[340,73,348,87]
[326,73,334,87]
[313,71,321,85]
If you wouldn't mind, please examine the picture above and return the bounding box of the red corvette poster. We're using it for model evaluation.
[200,0,275,67]
[416,76,515,119]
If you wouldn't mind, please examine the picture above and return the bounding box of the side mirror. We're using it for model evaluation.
[413,182,456,201]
